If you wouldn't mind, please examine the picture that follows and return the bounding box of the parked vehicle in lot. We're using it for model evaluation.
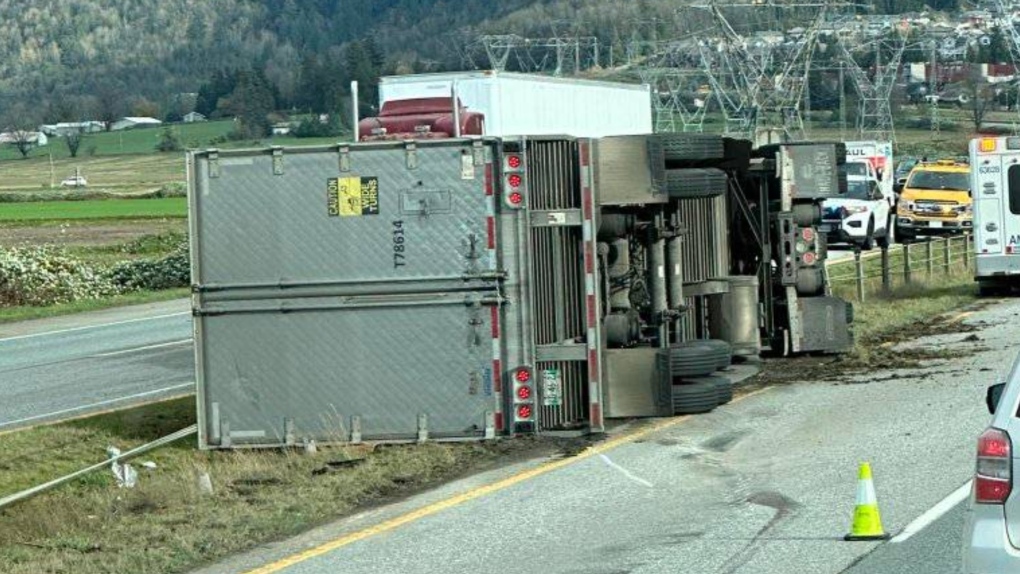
[821,177,891,250]
[962,354,1020,573]
[894,157,918,192]
[895,158,972,242]
[970,136,1020,295]
[59,175,87,187]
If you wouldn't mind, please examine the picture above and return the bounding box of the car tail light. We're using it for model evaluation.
[975,428,1012,504]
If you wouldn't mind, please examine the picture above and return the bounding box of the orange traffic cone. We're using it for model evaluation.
[844,462,890,541]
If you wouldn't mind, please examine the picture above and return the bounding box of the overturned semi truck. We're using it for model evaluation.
[188,134,852,448]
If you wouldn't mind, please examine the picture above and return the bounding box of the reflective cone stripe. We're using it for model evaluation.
[845,462,890,541]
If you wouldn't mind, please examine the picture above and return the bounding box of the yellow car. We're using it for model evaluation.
[895,159,972,242]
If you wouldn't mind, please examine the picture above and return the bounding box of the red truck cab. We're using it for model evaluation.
[357,97,485,141]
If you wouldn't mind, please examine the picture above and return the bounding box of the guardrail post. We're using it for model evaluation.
[963,233,971,269]
[903,242,912,284]
[943,237,951,274]
[855,249,865,302]
[880,245,891,292]
[926,240,934,278]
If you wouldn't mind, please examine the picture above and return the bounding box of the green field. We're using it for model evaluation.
[0,119,351,162]
[0,198,187,221]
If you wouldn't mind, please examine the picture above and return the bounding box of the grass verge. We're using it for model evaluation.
[0,398,557,574]
[0,198,186,221]
[0,289,190,325]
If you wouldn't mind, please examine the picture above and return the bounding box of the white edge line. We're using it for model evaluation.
[599,453,654,488]
[891,480,973,544]
[0,383,196,429]
[93,338,193,358]
[0,312,190,344]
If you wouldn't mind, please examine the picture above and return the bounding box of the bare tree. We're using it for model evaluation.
[966,64,994,131]
[2,104,41,159]
[65,126,84,158]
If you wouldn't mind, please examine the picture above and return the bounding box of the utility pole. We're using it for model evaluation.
[839,60,847,140]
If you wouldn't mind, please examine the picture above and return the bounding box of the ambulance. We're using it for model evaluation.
[970,136,1020,295]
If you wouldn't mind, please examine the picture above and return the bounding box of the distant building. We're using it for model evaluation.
[39,121,104,137]
[111,117,163,131]
[183,111,207,123]
[0,131,48,147]
[272,123,293,136]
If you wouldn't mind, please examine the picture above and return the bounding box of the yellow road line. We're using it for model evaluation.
[244,386,774,574]
[0,392,194,438]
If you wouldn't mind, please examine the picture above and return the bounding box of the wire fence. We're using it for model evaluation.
[826,233,973,302]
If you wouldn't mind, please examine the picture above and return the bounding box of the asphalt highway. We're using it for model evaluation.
[195,298,1019,574]
[0,299,194,430]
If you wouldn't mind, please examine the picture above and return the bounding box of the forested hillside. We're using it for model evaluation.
[0,0,960,128]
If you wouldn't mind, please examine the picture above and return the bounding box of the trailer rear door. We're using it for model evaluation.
[190,141,513,447]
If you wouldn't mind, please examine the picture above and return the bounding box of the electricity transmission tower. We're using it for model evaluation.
[837,27,907,143]
[477,34,600,76]
[686,1,839,143]
[631,40,711,132]
[985,0,1020,130]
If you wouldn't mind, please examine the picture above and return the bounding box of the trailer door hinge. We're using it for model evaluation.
[472,140,485,166]
[405,141,418,170]
[417,413,429,443]
[484,411,496,439]
[338,145,351,173]
[350,415,362,444]
[271,146,285,175]
[207,149,220,179]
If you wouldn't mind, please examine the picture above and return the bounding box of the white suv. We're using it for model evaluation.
[963,355,1020,572]
[60,175,87,188]
[820,176,892,250]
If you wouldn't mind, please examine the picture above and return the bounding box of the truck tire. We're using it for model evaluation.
[792,203,822,227]
[672,381,720,415]
[682,375,734,405]
[978,280,1008,297]
[659,133,725,163]
[669,340,731,377]
[664,168,728,199]
[897,226,915,244]
[795,268,824,296]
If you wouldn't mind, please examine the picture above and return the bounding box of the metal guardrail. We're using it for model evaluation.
[825,234,972,302]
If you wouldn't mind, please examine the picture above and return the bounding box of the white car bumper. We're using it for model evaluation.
[963,503,1020,573]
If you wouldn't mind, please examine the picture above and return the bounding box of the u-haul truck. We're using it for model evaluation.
[970,136,1020,295]
[846,140,895,207]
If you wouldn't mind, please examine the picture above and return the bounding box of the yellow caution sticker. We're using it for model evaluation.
[328,176,379,217]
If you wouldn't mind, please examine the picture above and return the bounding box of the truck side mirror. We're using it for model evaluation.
[987,382,1006,414]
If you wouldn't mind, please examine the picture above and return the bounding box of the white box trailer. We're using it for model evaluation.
[374,71,653,138]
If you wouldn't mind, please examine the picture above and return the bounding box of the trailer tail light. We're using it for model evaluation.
[801,227,815,242]
[979,138,998,153]
[975,428,1012,504]
[502,147,526,209]
[511,366,535,428]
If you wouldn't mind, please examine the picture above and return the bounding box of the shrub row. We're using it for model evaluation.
[0,238,190,307]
